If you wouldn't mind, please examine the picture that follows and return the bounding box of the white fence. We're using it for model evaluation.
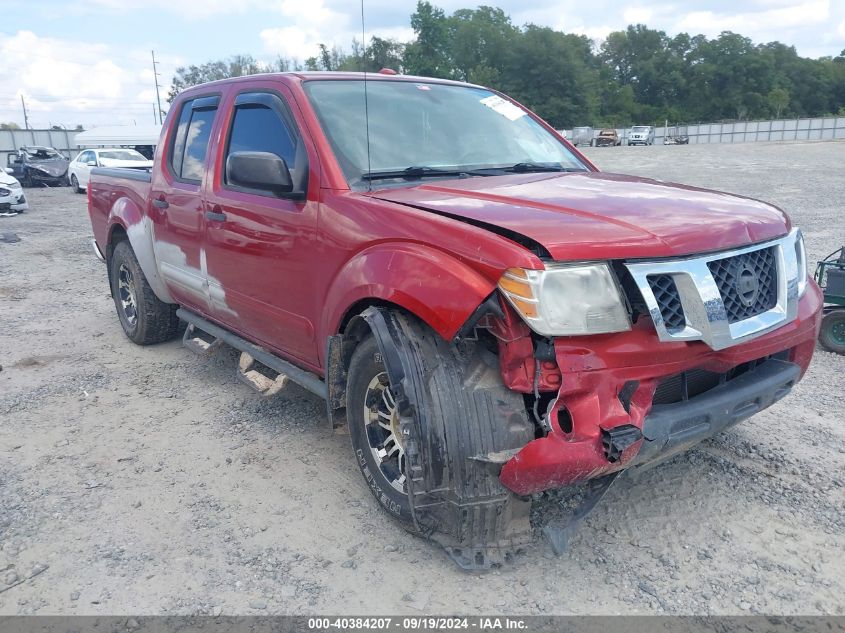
[1,128,83,165]
[660,116,845,144]
[566,116,845,145]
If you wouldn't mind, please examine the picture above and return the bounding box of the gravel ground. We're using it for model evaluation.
[0,141,842,616]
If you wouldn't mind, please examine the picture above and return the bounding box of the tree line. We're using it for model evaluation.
[167,1,845,128]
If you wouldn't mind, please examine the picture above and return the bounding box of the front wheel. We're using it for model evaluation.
[109,240,181,345]
[70,174,82,194]
[819,310,845,354]
[347,336,415,526]
[346,312,535,568]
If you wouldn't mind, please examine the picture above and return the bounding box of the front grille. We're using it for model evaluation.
[652,351,789,405]
[652,368,722,405]
[707,247,778,323]
[647,274,685,331]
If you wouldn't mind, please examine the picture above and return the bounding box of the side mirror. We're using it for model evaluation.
[226,151,293,195]
[4,168,12,174]
[87,160,98,167]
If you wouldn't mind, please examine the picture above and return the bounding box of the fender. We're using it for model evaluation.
[322,241,496,345]
[107,196,175,304]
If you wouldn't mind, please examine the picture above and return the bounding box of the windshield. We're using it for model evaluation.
[304,80,587,187]
[631,126,650,132]
[24,147,62,160]
[99,150,147,161]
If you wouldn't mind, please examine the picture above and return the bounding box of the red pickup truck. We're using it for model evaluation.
[88,72,822,569]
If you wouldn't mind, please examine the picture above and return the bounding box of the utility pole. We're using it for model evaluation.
[20,94,30,130]
[151,50,164,125]
[152,103,157,124]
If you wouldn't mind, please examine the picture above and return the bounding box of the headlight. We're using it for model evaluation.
[795,228,807,298]
[498,263,631,336]
[0,187,9,196]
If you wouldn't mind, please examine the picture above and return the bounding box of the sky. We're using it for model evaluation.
[1,0,843,129]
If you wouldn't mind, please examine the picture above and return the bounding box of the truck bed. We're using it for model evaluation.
[88,167,153,255]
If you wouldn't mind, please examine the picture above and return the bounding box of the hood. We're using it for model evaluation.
[27,158,69,177]
[0,171,20,187]
[373,172,790,261]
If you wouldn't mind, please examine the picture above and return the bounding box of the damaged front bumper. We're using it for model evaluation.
[499,281,823,495]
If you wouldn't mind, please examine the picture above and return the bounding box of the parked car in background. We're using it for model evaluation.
[73,125,161,161]
[664,125,690,145]
[0,168,29,216]
[6,146,70,187]
[628,126,655,145]
[570,126,594,147]
[595,128,621,147]
[68,148,153,193]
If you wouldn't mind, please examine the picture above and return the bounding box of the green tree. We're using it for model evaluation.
[164,5,845,125]
[403,1,453,77]
[768,87,789,118]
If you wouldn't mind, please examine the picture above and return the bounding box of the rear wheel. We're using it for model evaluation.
[109,240,180,345]
[819,310,845,354]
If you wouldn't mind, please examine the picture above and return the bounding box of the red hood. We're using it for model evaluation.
[373,172,790,260]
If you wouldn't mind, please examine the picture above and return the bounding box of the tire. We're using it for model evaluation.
[347,335,415,527]
[109,240,180,345]
[70,174,82,194]
[819,310,845,354]
[346,312,535,568]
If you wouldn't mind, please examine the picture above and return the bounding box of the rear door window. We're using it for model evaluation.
[169,96,219,183]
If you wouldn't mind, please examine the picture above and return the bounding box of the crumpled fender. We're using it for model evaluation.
[321,241,495,344]
[107,197,174,303]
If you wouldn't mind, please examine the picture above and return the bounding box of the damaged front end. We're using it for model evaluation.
[488,236,822,496]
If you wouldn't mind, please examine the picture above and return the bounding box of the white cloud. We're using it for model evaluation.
[676,0,830,37]
[623,7,653,24]
[838,18,845,38]
[0,30,180,127]
[259,0,412,60]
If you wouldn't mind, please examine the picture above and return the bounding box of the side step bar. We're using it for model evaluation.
[176,308,327,400]
[182,323,223,357]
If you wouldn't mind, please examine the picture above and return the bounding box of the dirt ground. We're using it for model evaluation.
[0,141,843,616]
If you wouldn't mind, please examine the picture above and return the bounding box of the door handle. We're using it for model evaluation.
[205,209,227,222]
[153,198,169,209]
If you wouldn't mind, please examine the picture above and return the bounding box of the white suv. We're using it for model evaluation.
[628,125,655,146]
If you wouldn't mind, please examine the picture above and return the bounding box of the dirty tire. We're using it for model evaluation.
[71,174,82,194]
[109,240,180,345]
[347,336,417,530]
[819,310,845,354]
[349,311,535,568]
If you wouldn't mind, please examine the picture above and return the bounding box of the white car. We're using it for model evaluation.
[68,148,153,193]
[0,168,29,216]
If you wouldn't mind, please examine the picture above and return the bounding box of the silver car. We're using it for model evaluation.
[628,125,655,145]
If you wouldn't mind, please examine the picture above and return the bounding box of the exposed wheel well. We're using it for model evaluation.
[105,225,129,293]
[107,224,128,260]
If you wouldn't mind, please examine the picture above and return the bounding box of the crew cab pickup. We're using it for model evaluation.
[88,72,822,569]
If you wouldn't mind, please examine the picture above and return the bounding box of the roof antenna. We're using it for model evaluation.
[361,0,372,192]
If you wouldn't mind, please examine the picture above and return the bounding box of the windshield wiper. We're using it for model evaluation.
[462,163,585,175]
[504,162,576,173]
[360,166,469,181]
